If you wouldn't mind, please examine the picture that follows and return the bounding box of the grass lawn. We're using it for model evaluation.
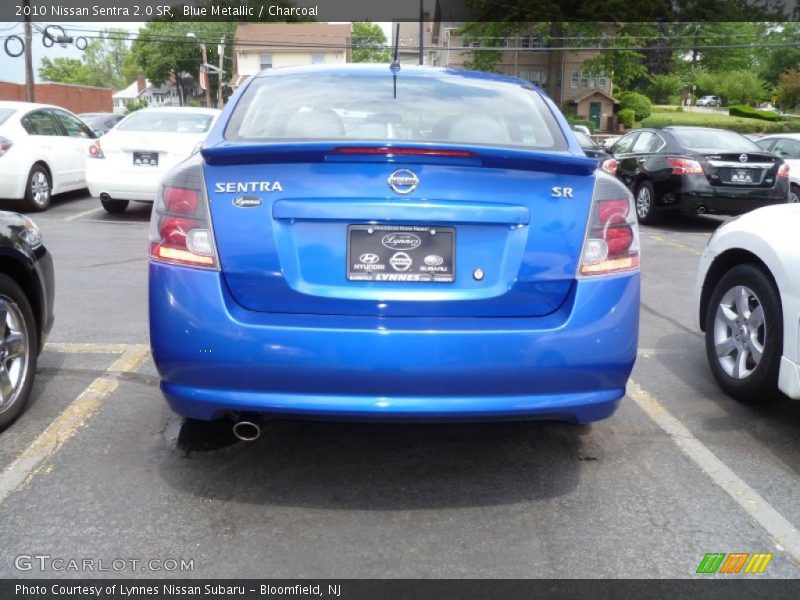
[638,110,800,133]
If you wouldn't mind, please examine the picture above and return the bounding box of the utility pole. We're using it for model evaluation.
[201,44,211,108]
[23,0,34,102]
[217,36,224,108]
[418,0,424,65]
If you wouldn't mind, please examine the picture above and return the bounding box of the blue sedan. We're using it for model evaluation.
[148,64,640,438]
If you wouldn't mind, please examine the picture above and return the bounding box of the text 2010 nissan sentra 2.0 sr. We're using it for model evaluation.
[148,64,641,432]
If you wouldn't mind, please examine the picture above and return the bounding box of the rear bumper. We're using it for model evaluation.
[675,177,789,215]
[779,357,800,400]
[86,161,160,202]
[0,166,26,200]
[149,263,640,423]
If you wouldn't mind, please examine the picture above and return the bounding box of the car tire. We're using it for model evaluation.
[790,184,799,204]
[101,198,129,214]
[634,181,662,225]
[23,165,52,212]
[0,274,38,431]
[704,263,783,403]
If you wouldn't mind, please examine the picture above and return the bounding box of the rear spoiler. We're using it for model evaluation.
[201,142,597,176]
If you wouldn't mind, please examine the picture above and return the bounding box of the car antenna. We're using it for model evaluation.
[390,23,400,99]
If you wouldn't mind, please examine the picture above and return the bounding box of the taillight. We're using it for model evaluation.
[88,141,104,159]
[149,155,218,270]
[579,173,640,277]
[333,147,476,158]
[777,163,790,178]
[0,136,12,157]
[601,158,618,174]
[667,157,703,175]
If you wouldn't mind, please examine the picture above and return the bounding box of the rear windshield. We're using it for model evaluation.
[226,72,567,150]
[118,112,214,134]
[0,109,14,126]
[672,128,760,152]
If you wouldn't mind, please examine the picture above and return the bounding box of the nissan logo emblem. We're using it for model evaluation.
[387,169,419,194]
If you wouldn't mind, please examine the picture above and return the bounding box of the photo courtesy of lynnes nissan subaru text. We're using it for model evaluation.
[148,63,640,438]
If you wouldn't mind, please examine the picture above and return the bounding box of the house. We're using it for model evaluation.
[232,23,351,86]
[394,21,439,66]
[112,75,203,114]
[431,23,619,131]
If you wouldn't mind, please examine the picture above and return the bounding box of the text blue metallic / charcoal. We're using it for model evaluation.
[149,263,639,423]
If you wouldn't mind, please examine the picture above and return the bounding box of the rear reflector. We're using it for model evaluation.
[149,155,219,270]
[667,157,704,175]
[332,147,476,158]
[579,174,640,277]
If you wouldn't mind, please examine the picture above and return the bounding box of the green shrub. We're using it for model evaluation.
[639,114,800,133]
[617,108,636,128]
[728,105,781,122]
[618,92,652,120]
[566,116,595,133]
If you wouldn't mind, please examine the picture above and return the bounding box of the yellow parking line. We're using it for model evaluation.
[45,342,136,354]
[65,207,104,221]
[647,234,702,256]
[0,345,151,505]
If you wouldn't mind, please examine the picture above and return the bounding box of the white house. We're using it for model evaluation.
[112,75,203,113]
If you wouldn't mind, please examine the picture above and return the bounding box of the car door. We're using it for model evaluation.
[51,109,95,188]
[20,109,71,190]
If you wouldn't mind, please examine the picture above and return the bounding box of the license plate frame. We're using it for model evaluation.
[133,151,159,167]
[347,224,455,283]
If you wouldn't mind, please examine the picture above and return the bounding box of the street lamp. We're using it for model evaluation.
[187,32,212,108]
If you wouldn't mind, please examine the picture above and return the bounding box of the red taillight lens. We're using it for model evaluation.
[778,163,790,178]
[333,147,476,158]
[667,157,703,175]
[149,157,218,270]
[88,142,104,159]
[601,158,618,174]
[0,136,13,157]
[580,175,640,277]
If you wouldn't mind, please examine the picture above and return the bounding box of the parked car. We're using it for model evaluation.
[694,204,800,402]
[78,112,124,136]
[573,129,611,166]
[754,133,800,203]
[0,211,55,431]
[0,101,96,211]
[149,64,641,438]
[86,107,220,213]
[603,127,790,224]
[697,95,722,107]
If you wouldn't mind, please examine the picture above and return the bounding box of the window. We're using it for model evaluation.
[613,132,639,154]
[118,111,215,134]
[519,35,531,48]
[772,138,800,159]
[518,68,548,85]
[571,69,608,89]
[631,131,661,153]
[311,53,325,65]
[21,110,61,136]
[53,110,94,138]
[259,54,273,70]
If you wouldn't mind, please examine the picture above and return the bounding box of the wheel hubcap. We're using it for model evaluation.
[713,285,765,380]
[0,298,29,415]
[31,171,50,206]
[636,188,651,219]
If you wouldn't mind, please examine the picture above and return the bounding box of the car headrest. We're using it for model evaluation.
[284,109,345,138]
[445,115,510,144]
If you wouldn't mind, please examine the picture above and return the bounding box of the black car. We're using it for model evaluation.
[0,211,54,430]
[573,129,611,166]
[604,127,790,224]
[78,112,124,136]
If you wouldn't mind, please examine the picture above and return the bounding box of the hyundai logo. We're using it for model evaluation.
[739,154,748,163]
[387,169,419,194]
[359,253,380,264]
[382,233,421,250]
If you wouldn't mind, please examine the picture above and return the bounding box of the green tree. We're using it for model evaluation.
[778,69,800,110]
[82,29,139,90]
[351,22,390,63]
[38,57,93,85]
[648,74,684,104]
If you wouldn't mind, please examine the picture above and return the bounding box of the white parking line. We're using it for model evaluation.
[65,207,103,221]
[0,344,150,505]
[628,379,800,561]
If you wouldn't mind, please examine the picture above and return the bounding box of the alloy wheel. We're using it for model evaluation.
[636,186,651,220]
[0,298,30,415]
[713,285,765,380]
[31,171,50,207]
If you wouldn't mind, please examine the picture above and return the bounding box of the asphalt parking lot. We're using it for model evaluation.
[1,192,799,579]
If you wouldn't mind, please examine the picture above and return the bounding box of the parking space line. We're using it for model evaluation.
[45,342,139,354]
[0,345,151,506]
[628,379,800,562]
[646,234,702,256]
[65,207,104,221]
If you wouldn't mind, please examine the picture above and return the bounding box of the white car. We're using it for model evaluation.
[694,204,800,402]
[86,107,220,213]
[755,134,800,203]
[0,100,95,211]
[696,95,722,107]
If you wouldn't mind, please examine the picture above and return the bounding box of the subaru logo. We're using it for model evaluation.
[387,169,419,194]
[424,254,444,266]
[739,154,748,163]
[232,195,262,208]
[382,233,421,250]
[359,253,380,264]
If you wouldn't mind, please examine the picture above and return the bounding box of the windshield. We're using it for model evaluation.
[118,112,214,134]
[226,72,567,150]
[0,109,15,126]
[671,128,761,152]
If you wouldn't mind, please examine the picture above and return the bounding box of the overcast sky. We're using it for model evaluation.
[0,21,393,85]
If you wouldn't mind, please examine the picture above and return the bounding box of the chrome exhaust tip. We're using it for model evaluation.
[232,420,261,442]
[697,205,707,214]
